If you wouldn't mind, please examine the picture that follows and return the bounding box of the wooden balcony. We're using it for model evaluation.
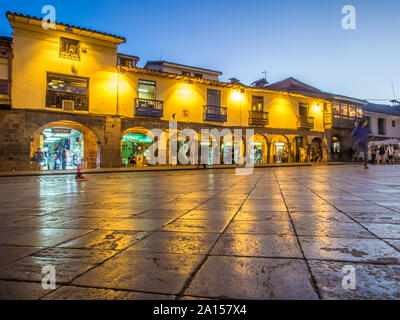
[0,80,9,95]
[331,113,361,129]
[298,116,314,130]
[203,105,227,122]
[248,110,269,126]
[134,98,163,118]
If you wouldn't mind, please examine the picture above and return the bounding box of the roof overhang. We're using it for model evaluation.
[6,12,126,44]
[145,61,222,76]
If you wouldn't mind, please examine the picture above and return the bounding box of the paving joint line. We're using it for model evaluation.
[273,172,322,300]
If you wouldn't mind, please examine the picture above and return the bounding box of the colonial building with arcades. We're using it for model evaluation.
[0,12,368,172]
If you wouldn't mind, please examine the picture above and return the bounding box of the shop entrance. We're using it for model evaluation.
[40,127,83,170]
[294,136,306,163]
[331,136,341,161]
[310,137,323,162]
[250,134,267,164]
[274,142,287,163]
[221,142,242,164]
[121,133,153,167]
[30,121,99,170]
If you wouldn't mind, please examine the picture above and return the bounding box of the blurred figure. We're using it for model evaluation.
[32,148,44,170]
[387,144,395,164]
[300,146,307,163]
[352,118,371,169]
[379,144,386,164]
[128,153,136,167]
[61,147,67,170]
[47,153,56,170]
[370,142,377,164]
[75,164,88,180]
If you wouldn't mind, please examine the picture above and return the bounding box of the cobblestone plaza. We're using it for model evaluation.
[1,165,400,299]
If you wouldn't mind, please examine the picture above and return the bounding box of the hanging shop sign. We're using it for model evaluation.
[122,134,153,144]
[52,128,72,134]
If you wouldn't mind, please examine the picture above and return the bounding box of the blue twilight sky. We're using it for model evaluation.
[0,0,399,102]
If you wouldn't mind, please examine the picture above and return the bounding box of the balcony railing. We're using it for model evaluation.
[299,116,314,129]
[331,113,363,129]
[248,110,269,126]
[203,105,227,122]
[134,98,163,118]
[0,80,9,95]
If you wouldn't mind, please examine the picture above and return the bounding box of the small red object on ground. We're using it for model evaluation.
[75,164,88,181]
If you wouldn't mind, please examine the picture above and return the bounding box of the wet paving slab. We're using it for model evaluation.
[1,165,400,299]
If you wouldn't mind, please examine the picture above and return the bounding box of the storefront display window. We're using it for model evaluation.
[40,127,83,170]
[274,142,287,163]
[121,133,153,166]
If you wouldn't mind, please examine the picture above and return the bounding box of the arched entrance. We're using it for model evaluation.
[310,137,323,162]
[271,135,289,163]
[30,120,99,170]
[121,127,155,167]
[249,133,268,164]
[294,136,306,163]
[331,135,342,161]
[221,133,245,164]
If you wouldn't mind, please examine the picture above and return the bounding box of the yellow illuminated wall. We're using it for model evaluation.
[10,21,119,115]
[10,20,326,134]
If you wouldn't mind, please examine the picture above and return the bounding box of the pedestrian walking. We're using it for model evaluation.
[387,144,395,164]
[61,147,67,170]
[32,148,44,170]
[379,144,386,164]
[370,142,377,164]
[352,118,371,169]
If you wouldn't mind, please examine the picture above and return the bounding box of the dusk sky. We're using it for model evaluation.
[1,0,399,102]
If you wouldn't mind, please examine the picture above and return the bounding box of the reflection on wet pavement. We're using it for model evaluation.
[1,165,400,299]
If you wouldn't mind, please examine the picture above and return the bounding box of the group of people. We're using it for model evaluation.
[332,145,341,161]
[369,142,396,165]
[127,153,149,167]
[352,118,397,168]
[32,147,79,170]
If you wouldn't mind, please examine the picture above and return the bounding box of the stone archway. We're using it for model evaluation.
[310,137,323,162]
[331,135,342,161]
[30,120,100,169]
[121,127,164,166]
[269,135,290,163]
[293,136,307,163]
[248,133,268,164]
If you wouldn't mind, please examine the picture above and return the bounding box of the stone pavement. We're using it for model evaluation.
[1,165,400,300]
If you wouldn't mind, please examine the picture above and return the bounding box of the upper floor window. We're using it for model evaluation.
[356,106,363,118]
[194,73,203,79]
[393,120,396,128]
[251,96,264,111]
[349,105,356,118]
[378,118,386,135]
[46,73,89,111]
[119,57,134,68]
[341,104,349,118]
[181,71,191,77]
[59,37,80,61]
[299,102,309,118]
[207,89,221,106]
[332,103,341,118]
[138,79,156,100]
